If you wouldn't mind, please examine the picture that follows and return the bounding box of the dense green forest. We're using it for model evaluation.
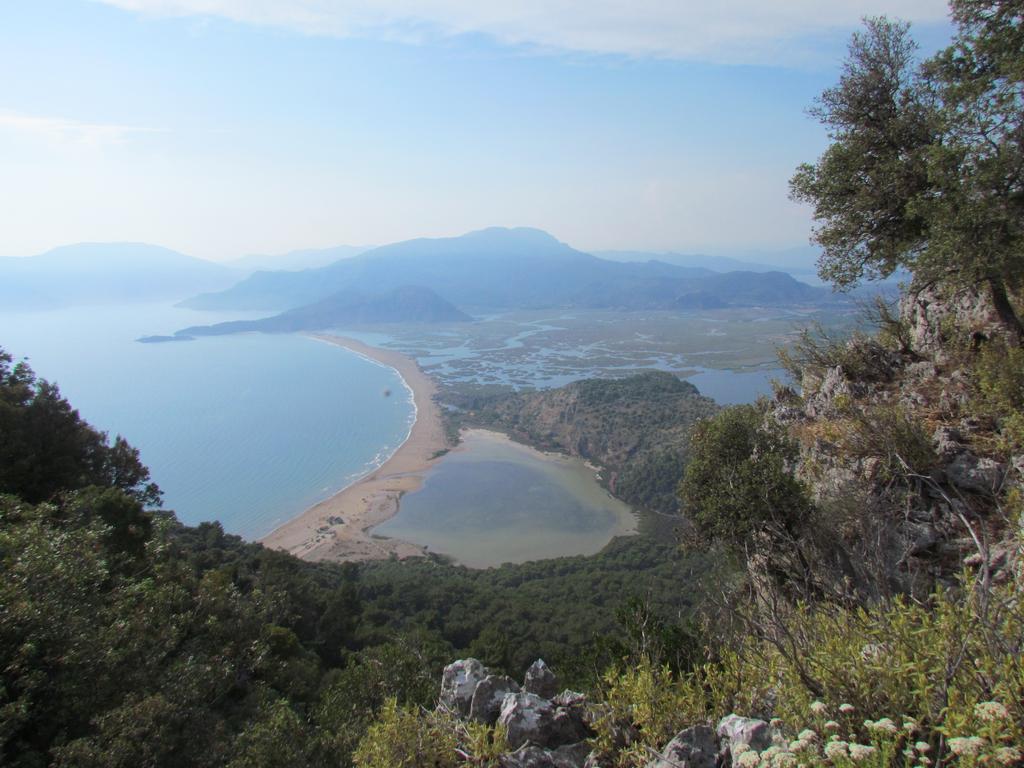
[0,348,710,767]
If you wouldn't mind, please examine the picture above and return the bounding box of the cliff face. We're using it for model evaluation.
[456,372,720,514]
[769,283,1022,599]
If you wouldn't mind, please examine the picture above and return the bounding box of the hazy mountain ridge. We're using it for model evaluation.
[176,286,470,337]
[0,243,240,309]
[182,227,831,312]
[228,245,371,272]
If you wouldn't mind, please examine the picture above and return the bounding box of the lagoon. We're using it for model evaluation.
[372,430,637,567]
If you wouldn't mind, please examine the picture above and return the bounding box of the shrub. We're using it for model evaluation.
[595,570,1024,767]
[679,406,814,550]
[972,342,1024,454]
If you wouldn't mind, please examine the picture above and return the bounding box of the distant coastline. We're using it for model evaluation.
[259,334,446,562]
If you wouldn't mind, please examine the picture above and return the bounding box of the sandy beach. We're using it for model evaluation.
[259,334,448,562]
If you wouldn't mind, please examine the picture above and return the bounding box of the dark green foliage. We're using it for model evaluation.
[357,536,718,688]
[615,447,689,516]
[679,405,813,549]
[790,4,1024,339]
[0,349,160,505]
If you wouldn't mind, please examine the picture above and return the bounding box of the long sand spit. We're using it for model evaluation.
[259,334,446,563]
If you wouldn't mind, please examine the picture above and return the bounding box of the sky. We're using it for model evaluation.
[0,0,954,261]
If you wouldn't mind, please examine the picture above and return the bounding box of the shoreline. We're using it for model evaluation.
[259,334,447,563]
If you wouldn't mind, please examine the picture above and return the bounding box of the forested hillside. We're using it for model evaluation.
[0,348,710,767]
[448,371,719,514]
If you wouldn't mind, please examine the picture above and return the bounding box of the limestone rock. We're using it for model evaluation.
[470,674,521,725]
[500,743,590,768]
[498,692,587,750]
[946,452,1006,495]
[524,659,559,698]
[716,714,773,755]
[440,658,488,717]
[550,743,592,768]
[900,283,1010,359]
[646,725,718,768]
[552,690,587,708]
[933,426,964,459]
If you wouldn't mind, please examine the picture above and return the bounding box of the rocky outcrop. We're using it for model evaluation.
[500,744,592,768]
[646,724,719,768]
[437,659,594,767]
[716,714,775,755]
[498,692,588,750]
[524,660,559,698]
[436,663,795,768]
[441,659,488,718]
[767,280,1022,599]
[899,283,1011,361]
[470,675,521,725]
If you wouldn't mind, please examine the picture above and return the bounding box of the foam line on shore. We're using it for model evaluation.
[259,334,447,563]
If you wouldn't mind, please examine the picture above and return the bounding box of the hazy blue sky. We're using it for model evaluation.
[0,0,953,260]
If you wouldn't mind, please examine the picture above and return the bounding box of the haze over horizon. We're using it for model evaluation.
[1,0,952,260]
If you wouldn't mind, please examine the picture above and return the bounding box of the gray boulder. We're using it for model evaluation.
[946,452,1006,494]
[552,690,587,708]
[933,426,964,459]
[524,659,559,698]
[440,658,488,717]
[498,692,588,750]
[646,725,718,768]
[716,714,773,755]
[470,674,521,725]
[500,743,590,768]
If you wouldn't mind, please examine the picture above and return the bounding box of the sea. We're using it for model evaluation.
[1,301,780,560]
[0,303,414,539]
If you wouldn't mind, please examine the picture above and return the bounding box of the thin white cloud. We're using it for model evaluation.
[95,0,950,62]
[0,110,155,146]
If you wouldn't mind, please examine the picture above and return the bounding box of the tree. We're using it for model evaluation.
[678,405,813,550]
[790,3,1024,341]
[0,348,161,505]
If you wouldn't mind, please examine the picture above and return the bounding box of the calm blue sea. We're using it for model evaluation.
[0,303,414,539]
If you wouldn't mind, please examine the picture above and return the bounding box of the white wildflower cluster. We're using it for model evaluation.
[947,736,985,757]
[973,700,1010,722]
[849,743,877,762]
[865,717,898,735]
[809,701,828,717]
[994,746,1022,766]
[824,740,849,760]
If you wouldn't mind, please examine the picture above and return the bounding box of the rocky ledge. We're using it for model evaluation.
[437,658,786,768]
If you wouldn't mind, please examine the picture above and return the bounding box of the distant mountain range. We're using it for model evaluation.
[594,250,786,273]
[0,243,239,309]
[2,230,837,315]
[176,286,470,338]
[227,245,371,272]
[182,227,831,312]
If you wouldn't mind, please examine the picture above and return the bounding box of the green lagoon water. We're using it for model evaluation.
[373,430,637,567]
